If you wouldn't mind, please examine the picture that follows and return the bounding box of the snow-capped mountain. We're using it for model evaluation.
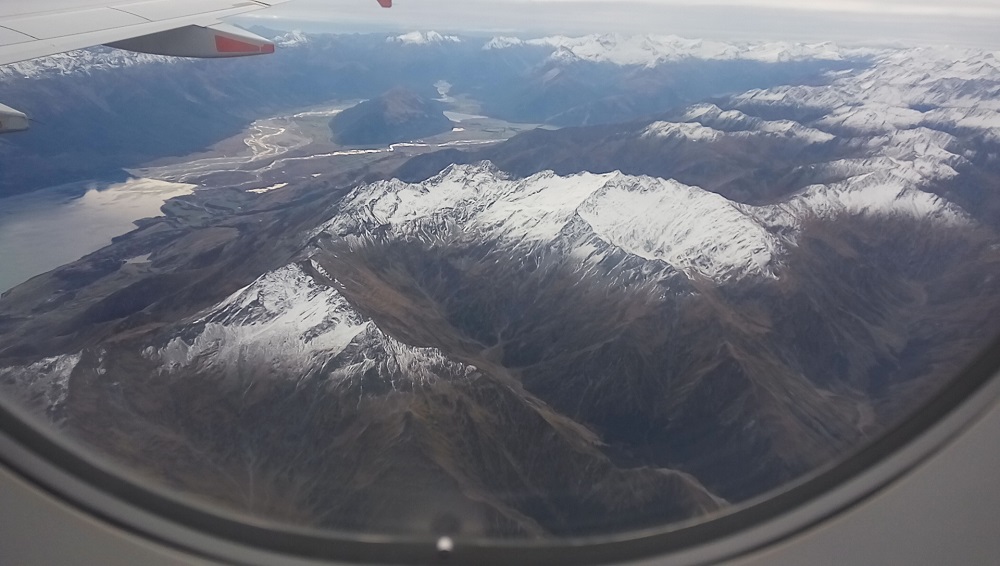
[679,104,836,143]
[0,353,80,417]
[482,36,525,50]
[484,33,879,67]
[406,39,997,234]
[157,262,370,375]
[0,46,174,80]
[388,31,461,45]
[153,261,474,387]
[733,47,1000,135]
[0,31,879,197]
[323,157,967,285]
[325,164,781,280]
[274,30,310,47]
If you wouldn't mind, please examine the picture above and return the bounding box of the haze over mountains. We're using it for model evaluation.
[2,30,1000,538]
[0,30,861,197]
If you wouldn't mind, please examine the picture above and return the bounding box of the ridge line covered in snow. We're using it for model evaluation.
[483,33,882,66]
[389,31,461,45]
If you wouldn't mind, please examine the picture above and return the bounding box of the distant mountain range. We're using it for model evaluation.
[0,30,863,197]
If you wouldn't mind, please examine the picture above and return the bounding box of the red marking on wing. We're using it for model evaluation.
[377,0,392,7]
[215,35,266,53]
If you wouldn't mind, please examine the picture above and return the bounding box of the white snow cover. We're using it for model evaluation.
[719,43,1000,207]
[151,261,478,386]
[324,158,971,283]
[157,263,370,374]
[749,170,970,232]
[816,104,925,134]
[328,165,774,280]
[681,104,836,143]
[275,30,309,47]
[248,182,289,194]
[0,353,81,411]
[483,36,524,50]
[732,46,1000,136]
[483,33,876,67]
[644,108,835,144]
[388,31,461,45]
[794,175,967,224]
[642,121,723,142]
[0,47,173,79]
[323,337,480,389]
[576,175,780,278]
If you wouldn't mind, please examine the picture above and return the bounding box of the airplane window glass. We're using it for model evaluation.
[1,0,1000,555]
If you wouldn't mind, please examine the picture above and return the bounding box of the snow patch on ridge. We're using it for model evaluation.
[578,175,780,279]
[643,121,723,142]
[0,353,81,413]
[151,262,479,387]
[157,264,369,374]
[275,30,309,47]
[750,174,970,232]
[326,160,971,283]
[682,104,836,143]
[389,31,461,45]
[0,47,173,79]
[484,33,876,67]
[328,165,783,281]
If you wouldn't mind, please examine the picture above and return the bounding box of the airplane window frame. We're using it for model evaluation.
[1,331,998,565]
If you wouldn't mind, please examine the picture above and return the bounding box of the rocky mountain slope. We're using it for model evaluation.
[330,88,453,146]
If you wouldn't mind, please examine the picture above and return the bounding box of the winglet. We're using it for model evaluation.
[377,0,392,7]
[0,103,29,133]
[106,23,275,58]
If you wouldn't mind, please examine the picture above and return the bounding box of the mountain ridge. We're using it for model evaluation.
[330,88,453,146]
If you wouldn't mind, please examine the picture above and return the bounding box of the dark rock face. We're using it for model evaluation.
[330,88,453,146]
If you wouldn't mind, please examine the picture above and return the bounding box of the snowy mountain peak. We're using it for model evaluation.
[645,106,834,144]
[157,263,371,375]
[324,164,785,281]
[483,36,524,50]
[0,46,173,79]
[275,30,309,47]
[152,261,477,386]
[481,33,874,67]
[388,31,461,45]
[321,140,973,283]
[642,121,724,142]
[682,103,837,143]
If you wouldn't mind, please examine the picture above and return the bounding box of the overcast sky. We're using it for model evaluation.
[238,0,1000,48]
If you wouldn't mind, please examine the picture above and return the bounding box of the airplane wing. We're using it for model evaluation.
[0,0,393,132]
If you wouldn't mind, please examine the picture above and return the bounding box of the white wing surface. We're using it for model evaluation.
[0,0,392,131]
[0,1,292,66]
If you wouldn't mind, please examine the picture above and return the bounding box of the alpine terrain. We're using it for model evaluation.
[1,33,1000,539]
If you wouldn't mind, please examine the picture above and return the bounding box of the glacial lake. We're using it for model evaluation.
[0,177,195,293]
